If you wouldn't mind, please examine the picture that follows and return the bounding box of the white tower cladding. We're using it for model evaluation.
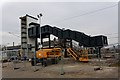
[20,14,38,58]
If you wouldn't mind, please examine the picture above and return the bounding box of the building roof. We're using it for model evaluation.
[19,14,38,20]
[3,45,21,50]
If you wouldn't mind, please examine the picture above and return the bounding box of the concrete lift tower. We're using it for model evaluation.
[19,14,38,59]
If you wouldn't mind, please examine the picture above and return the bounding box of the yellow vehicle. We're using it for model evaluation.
[79,49,88,62]
[36,48,61,59]
[31,47,88,66]
[33,48,61,66]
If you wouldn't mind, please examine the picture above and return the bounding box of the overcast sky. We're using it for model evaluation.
[1,2,118,46]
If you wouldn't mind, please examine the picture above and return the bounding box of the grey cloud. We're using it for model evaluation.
[2,2,118,45]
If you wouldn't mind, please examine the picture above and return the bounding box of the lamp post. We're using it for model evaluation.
[37,13,43,49]
[37,13,43,67]
[30,13,42,69]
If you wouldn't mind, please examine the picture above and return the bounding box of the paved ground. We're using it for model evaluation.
[1,58,119,78]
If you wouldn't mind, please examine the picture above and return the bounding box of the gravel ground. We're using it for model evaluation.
[1,58,119,78]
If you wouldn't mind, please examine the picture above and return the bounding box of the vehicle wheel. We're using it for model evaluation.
[31,59,36,66]
[43,60,47,67]
[51,58,55,64]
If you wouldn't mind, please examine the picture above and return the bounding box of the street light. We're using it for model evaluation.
[31,13,43,70]
[8,32,20,38]
[37,13,43,49]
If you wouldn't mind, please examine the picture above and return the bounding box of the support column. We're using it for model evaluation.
[35,26,38,51]
[64,39,67,57]
[98,47,101,58]
[41,37,43,48]
[48,34,51,48]
[70,39,72,48]
[96,47,101,58]
[35,37,38,51]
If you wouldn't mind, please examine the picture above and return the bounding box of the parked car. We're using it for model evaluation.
[10,56,18,61]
